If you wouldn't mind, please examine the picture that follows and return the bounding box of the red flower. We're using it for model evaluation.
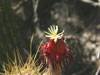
[40,25,73,69]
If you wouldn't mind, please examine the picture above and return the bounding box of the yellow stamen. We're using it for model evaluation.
[44,25,64,42]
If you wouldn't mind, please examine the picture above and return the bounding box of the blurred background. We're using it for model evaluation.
[0,0,100,75]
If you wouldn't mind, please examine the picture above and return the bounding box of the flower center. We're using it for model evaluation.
[44,25,64,42]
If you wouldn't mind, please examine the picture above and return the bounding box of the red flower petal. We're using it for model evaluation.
[40,38,73,69]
